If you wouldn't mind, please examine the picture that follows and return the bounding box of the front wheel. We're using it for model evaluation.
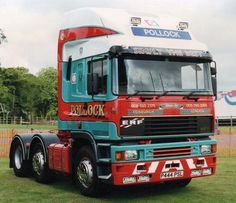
[31,143,53,183]
[74,146,104,197]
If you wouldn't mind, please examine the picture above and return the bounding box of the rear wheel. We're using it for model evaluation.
[74,146,104,197]
[12,139,29,177]
[31,143,53,183]
[165,178,192,188]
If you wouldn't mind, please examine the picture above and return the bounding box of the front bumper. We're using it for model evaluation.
[111,156,216,185]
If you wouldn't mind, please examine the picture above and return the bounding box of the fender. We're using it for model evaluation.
[9,134,34,168]
[28,133,60,162]
[71,131,98,161]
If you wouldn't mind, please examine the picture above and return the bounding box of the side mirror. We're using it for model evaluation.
[210,61,217,75]
[212,77,217,98]
[211,67,217,75]
[87,73,99,95]
[211,61,217,100]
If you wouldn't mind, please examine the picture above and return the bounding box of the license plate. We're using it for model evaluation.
[160,171,184,179]
[123,176,136,184]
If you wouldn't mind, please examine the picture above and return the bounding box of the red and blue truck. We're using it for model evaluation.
[9,8,217,196]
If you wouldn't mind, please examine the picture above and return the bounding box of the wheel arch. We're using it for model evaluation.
[71,131,98,161]
[9,134,34,168]
[28,133,60,162]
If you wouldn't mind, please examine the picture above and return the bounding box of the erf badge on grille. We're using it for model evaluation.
[120,118,144,129]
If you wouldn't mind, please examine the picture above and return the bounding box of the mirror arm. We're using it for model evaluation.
[213,61,217,70]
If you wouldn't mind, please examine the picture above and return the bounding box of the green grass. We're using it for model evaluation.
[0,158,236,203]
[0,124,56,130]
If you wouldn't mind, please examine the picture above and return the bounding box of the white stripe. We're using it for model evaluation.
[186,159,196,169]
[148,161,159,173]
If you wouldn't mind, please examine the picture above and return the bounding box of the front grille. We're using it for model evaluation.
[152,147,192,158]
[144,116,212,136]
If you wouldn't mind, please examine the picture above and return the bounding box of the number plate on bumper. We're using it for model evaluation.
[160,171,184,179]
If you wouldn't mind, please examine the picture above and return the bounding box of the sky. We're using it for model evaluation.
[0,0,235,91]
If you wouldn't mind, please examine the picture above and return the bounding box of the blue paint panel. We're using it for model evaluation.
[61,53,117,103]
[131,27,192,40]
[111,139,216,163]
[58,119,119,140]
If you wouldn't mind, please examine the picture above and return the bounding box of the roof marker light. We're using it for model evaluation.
[131,17,141,26]
[178,22,189,30]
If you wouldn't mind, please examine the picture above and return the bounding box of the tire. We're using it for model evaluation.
[12,139,29,177]
[73,146,103,197]
[165,178,192,188]
[31,142,53,183]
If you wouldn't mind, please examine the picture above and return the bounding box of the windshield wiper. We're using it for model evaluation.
[184,91,201,101]
[188,91,200,96]
[158,73,170,96]
[149,71,156,92]
[127,72,157,99]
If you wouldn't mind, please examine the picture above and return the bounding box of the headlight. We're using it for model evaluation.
[125,150,138,160]
[116,150,138,161]
[201,145,211,154]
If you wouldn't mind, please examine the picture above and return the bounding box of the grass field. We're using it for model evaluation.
[218,127,236,134]
[0,158,235,203]
[0,124,56,130]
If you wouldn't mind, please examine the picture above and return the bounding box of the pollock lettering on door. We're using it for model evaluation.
[70,104,105,117]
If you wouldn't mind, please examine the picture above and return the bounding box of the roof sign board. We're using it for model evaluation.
[131,27,192,40]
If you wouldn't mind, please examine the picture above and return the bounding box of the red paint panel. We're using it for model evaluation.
[48,144,71,174]
[58,27,117,62]
[58,96,215,136]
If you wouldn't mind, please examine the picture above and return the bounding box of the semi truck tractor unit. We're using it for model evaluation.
[9,8,217,196]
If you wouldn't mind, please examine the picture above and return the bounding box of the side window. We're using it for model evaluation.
[88,59,108,94]
[181,65,196,89]
[181,64,204,90]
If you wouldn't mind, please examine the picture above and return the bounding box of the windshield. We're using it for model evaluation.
[112,57,213,95]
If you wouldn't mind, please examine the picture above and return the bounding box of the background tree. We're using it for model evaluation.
[0,67,35,119]
[0,67,57,122]
[36,67,57,118]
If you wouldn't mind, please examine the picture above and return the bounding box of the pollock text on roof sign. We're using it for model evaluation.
[131,27,192,40]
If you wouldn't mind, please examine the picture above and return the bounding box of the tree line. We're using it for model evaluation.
[0,67,57,122]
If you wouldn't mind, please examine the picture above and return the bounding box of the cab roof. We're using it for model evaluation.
[61,8,209,61]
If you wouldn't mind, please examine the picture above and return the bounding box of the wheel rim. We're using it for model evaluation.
[77,158,93,188]
[32,152,44,175]
[14,146,23,169]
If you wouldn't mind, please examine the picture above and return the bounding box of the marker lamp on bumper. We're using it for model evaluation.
[201,145,211,154]
[191,170,202,177]
[116,150,138,161]
[203,168,212,175]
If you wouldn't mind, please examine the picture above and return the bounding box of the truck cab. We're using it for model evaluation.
[10,8,217,197]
